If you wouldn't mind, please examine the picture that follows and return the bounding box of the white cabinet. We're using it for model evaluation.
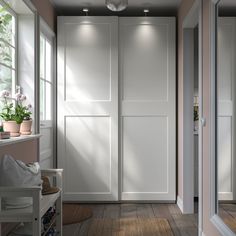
[0,169,63,236]
[57,16,176,201]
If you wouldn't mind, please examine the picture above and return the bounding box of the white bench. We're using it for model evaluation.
[0,169,63,236]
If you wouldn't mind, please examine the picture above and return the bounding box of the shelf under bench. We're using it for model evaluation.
[0,191,61,222]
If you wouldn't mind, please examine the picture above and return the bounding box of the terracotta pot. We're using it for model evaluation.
[20,120,32,135]
[3,121,21,137]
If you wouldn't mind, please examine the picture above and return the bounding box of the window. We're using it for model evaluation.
[39,20,55,169]
[0,1,16,95]
[40,33,53,121]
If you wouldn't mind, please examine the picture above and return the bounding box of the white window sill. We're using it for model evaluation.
[0,134,41,147]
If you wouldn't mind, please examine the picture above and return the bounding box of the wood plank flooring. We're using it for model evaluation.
[63,203,198,236]
[219,203,236,233]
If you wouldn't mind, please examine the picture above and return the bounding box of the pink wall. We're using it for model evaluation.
[0,140,38,163]
[31,0,56,32]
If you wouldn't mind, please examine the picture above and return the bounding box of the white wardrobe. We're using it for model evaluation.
[57,16,176,201]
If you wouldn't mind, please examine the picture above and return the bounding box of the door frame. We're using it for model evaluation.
[179,2,203,234]
[209,1,236,235]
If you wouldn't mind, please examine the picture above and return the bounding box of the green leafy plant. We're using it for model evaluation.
[0,90,32,124]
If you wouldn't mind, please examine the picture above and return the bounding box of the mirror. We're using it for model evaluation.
[217,0,236,233]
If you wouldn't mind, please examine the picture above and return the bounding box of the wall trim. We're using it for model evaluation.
[211,215,236,236]
[177,196,183,213]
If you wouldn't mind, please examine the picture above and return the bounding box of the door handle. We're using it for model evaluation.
[201,118,206,127]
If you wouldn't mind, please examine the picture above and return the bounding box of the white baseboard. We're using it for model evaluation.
[177,195,183,213]
[211,214,236,236]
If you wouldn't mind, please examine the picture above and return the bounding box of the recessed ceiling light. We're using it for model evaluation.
[83,8,89,12]
[144,9,149,16]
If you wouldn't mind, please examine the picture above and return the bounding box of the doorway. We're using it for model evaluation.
[180,0,201,219]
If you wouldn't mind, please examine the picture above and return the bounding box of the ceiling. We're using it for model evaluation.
[6,0,33,14]
[219,0,236,7]
[218,0,236,15]
[50,0,182,16]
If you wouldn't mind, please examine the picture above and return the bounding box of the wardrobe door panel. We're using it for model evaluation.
[58,17,118,201]
[122,24,168,101]
[120,17,176,201]
[65,23,111,101]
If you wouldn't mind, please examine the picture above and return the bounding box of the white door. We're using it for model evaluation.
[120,17,176,201]
[217,18,236,200]
[57,17,118,201]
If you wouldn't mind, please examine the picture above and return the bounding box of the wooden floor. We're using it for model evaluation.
[63,203,198,236]
[219,203,236,233]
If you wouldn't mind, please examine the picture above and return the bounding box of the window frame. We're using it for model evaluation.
[0,0,18,97]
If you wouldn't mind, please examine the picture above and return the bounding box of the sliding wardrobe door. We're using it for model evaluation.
[120,17,176,201]
[57,17,118,201]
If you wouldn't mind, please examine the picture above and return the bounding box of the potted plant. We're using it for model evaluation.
[19,101,32,135]
[15,93,32,135]
[0,90,32,136]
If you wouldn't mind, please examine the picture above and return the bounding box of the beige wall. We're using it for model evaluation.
[31,0,56,32]
[178,0,222,235]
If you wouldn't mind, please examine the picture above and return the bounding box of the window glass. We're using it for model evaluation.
[40,34,53,121]
[45,39,52,82]
[45,82,52,120]
[0,40,15,68]
[0,3,16,101]
[0,7,15,46]
[0,64,13,91]
[40,36,45,79]
[40,79,45,120]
